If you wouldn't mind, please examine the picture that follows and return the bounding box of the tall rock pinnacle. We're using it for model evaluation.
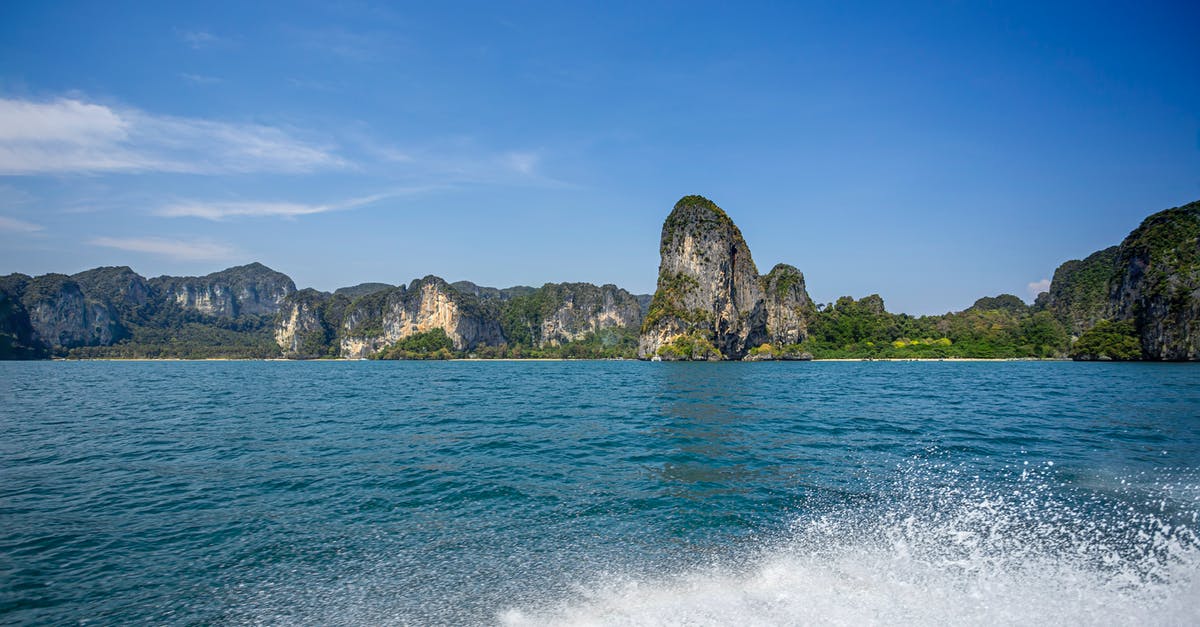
[638,195,769,360]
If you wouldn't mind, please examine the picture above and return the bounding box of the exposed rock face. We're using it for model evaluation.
[760,263,813,346]
[150,262,295,318]
[1107,201,1200,360]
[1038,247,1119,335]
[0,276,45,358]
[15,274,124,348]
[639,196,768,360]
[338,276,504,357]
[519,283,642,347]
[275,289,347,359]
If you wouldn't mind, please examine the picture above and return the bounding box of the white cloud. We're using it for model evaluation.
[179,30,229,49]
[0,97,346,175]
[1027,278,1051,298]
[504,151,539,175]
[155,191,424,221]
[180,73,222,85]
[0,216,43,233]
[90,236,238,261]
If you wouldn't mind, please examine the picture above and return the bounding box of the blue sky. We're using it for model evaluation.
[1,1,1197,315]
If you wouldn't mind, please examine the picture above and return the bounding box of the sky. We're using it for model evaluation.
[1,1,1197,315]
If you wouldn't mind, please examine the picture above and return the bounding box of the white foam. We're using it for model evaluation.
[501,468,1200,626]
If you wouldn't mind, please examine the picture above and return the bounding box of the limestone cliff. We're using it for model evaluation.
[638,195,768,360]
[11,274,124,348]
[0,276,46,358]
[759,263,814,346]
[500,283,642,347]
[1107,200,1200,360]
[275,289,348,359]
[1037,247,1119,336]
[338,276,503,358]
[150,262,295,318]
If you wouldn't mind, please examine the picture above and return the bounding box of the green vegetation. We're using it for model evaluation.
[786,294,1074,359]
[65,311,280,359]
[763,264,806,300]
[471,327,639,359]
[499,288,564,347]
[374,328,455,360]
[642,272,702,332]
[1070,320,1141,360]
[1041,246,1119,334]
[655,332,720,360]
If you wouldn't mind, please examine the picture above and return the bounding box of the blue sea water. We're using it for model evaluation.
[1,360,1198,625]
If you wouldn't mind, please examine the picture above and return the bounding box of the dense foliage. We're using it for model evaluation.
[787,294,1072,359]
[655,332,720,360]
[374,328,456,360]
[1069,320,1141,360]
[471,327,639,359]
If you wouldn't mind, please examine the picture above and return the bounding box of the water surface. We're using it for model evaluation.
[1,361,1197,624]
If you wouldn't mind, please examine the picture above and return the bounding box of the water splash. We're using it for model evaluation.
[501,464,1200,626]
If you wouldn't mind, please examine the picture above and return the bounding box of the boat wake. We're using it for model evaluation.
[501,463,1200,626]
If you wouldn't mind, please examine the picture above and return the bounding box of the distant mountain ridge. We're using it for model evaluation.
[2,197,1197,360]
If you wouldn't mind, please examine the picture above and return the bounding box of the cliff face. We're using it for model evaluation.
[539,283,642,346]
[498,282,642,348]
[275,289,347,359]
[338,277,504,357]
[150,263,295,318]
[0,277,45,358]
[1038,247,1119,336]
[17,274,124,348]
[639,195,768,360]
[1107,201,1200,360]
[760,263,814,346]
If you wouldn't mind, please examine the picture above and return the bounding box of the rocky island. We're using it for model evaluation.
[1,196,1197,361]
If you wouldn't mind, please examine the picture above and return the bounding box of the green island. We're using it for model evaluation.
[1,196,1195,362]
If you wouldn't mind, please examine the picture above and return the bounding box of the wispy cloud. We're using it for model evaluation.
[178,29,230,50]
[0,216,44,233]
[89,236,239,261]
[180,73,222,85]
[287,26,390,61]
[155,191,411,221]
[1027,278,1051,298]
[0,96,346,175]
[348,131,562,187]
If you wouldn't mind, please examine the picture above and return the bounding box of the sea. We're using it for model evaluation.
[1,360,1198,625]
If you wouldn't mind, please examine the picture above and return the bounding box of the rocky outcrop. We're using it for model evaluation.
[1037,247,1119,336]
[71,266,153,317]
[0,276,46,358]
[499,283,642,347]
[338,276,503,357]
[12,274,124,348]
[1107,200,1200,360]
[639,195,768,360]
[539,283,642,345]
[760,263,814,346]
[452,281,537,302]
[333,283,393,300]
[275,289,348,359]
[150,262,295,318]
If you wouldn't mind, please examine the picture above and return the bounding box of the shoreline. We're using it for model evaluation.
[42,356,1077,363]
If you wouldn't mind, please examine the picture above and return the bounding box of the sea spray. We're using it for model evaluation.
[501,463,1200,626]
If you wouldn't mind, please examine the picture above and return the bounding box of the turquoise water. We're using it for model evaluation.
[1,361,1198,625]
